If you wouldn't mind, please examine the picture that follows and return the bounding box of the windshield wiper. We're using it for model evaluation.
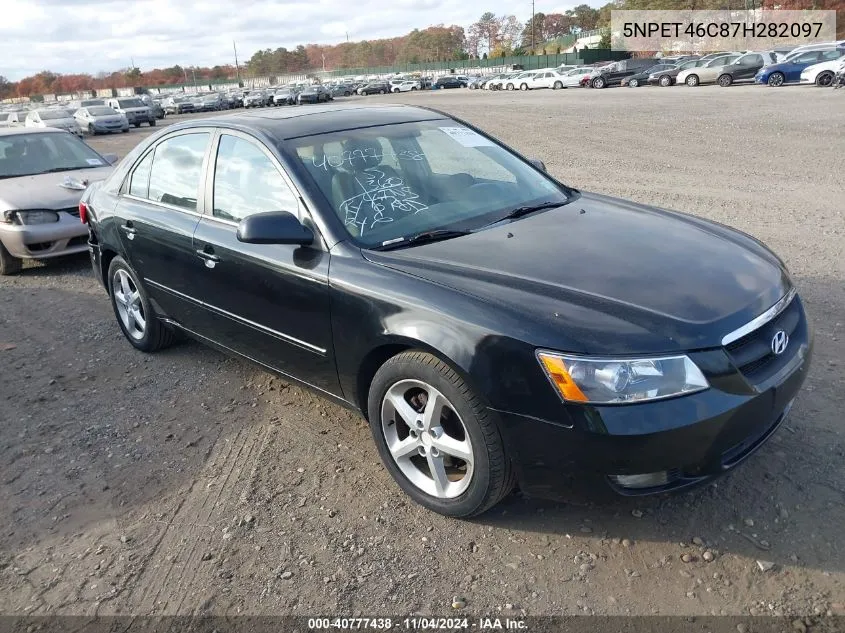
[371,229,472,251]
[40,167,83,174]
[495,201,567,222]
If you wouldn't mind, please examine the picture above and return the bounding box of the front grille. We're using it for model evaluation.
[725,296,803,385]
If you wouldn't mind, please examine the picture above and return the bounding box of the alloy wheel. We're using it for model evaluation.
[112,269,146,340]
[659,75,672,87]
[380,379,474,499]
[768,73,784,87]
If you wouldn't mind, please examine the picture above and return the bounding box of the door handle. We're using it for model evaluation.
[196,248,220,269]
[120,221,136,240]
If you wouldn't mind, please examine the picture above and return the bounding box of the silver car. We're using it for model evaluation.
[24,108,83,138]
[74,105,129,135]
[0,128,116,275]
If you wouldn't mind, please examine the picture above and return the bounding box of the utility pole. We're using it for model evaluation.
[346,31,349,42]
[531,0,535,55]
[233,40,242,86]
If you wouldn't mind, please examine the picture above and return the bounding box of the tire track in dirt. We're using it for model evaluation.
[125,418,271,613]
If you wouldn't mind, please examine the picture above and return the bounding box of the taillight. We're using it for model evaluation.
[78,201,88,224]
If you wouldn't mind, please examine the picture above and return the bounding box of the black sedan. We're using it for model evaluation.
[621,64,677,87]
[297,85,332,104]
[433,77,463,89]
[79,105,812,517]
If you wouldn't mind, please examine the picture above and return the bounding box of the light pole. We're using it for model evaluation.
[531,0,535,55]
[233,40,242,86]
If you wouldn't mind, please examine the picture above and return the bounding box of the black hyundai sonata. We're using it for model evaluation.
[80,104,812,517]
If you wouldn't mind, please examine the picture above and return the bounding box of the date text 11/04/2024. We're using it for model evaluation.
[307,617,527,630]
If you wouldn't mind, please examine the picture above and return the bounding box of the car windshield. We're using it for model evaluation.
[118,98,144,108]
[290,119,574,248]
[0,114,9,122]
[0,131,106,178]
[38,110,72,120]
[88,106,116,116]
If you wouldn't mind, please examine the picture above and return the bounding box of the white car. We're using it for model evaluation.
[559,67,595,88]
[800,55,845,86]
[503,71,543,91]
[24,109,82,138]
[391,80,420,93]
[523,70,568,90]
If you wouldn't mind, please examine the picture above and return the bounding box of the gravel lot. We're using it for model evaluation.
[1,86,843,618]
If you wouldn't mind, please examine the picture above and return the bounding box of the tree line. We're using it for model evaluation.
[2,0,842,99]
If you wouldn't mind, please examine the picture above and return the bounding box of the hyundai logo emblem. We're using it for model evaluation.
[771,330,789,356]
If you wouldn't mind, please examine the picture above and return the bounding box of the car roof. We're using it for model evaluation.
[176,104,450,140]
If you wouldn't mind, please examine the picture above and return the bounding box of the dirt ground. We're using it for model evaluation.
[1,85,843,618]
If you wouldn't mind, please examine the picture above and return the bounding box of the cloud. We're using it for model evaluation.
[0,0,600,80]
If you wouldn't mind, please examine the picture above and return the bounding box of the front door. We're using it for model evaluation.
[735,54,765,80]
[113,130,213,325]
[190,131,339,395]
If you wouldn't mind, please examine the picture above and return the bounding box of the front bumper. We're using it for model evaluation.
[0,213,89,259]
[496,299,813,501]
[92,121,129,133]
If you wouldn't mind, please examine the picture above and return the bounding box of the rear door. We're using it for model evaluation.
[113,129,213,325]
[190,130,339,394]
[734,53,765,79]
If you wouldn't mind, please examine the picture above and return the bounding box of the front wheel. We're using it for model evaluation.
[149,119,156,127]
[718,74,733,87]
[507,83,515,91]
[767,72,785,87]
[0,241,22,276]
[379,89,385,94]
[133,123,141,128]
[816,71,834,87]
[685,74,700,87]
[368,351,515,517]
[88,123,96,135]
[520,83,528,91]
[592,76,606,89]
[108,256,174,353]
[659,75,672,87]
[628,78,639,87]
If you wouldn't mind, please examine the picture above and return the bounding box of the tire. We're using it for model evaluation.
[149,119,156,127]
[133,123,141,128]
[659,75,672,87]
[107,256,174,353]
[592,76,606,89]
[519,83,528,91]
[0,241,22,276]
[367,351,515,518]
[122,128,129,133]
[345,91,352,96]
[392,88,399,93]
[88,123,96,135]
[685,74,700,87]
[816,71,834,87]
[411,87,417,91]
[718,74,733,87]
[379,89,385,94]
[767,72,785,87]
[553,81,562,90]
[507,83,515,91]
[629,78,639,87]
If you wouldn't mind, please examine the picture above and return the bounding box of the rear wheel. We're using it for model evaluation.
[767,72,784,87]
[368,351,515,517]
[108,256,174,353]
[816,71,834,87]
[553,81,562,90]
[629,78,639,87]
[592,76,606,89]
[718,74,733,87]
[507,83,515,91]
[0,241,22,276]
[659,75,672,87]
[88,123,96,135]
[685,74,700,87]
[520,83,528,91]
[149,119,156,127]
[133,123,141,128]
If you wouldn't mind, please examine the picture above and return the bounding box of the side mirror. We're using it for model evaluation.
[102,153,119,165]
[529,158,547,172]
[237,211,314,246]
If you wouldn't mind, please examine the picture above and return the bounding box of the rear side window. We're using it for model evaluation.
[147,133,210,211]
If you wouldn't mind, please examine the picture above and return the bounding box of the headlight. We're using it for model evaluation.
[16,210,61,225]
[537,351,709,404]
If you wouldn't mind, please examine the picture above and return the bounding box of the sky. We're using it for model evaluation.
[0,0,599,81]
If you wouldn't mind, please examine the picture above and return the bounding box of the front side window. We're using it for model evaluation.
[291,120,571,247]
[147,133,210,211]
[129,150,153,198]
[212,134,297,222]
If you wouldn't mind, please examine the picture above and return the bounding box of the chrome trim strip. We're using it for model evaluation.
[721,287,797,347]
[123,193,203,218]
[144,278,327,355]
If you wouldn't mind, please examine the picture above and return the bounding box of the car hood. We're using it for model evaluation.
[40,118,77,127]
[0,166,113,211]
[362,192,790,354]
